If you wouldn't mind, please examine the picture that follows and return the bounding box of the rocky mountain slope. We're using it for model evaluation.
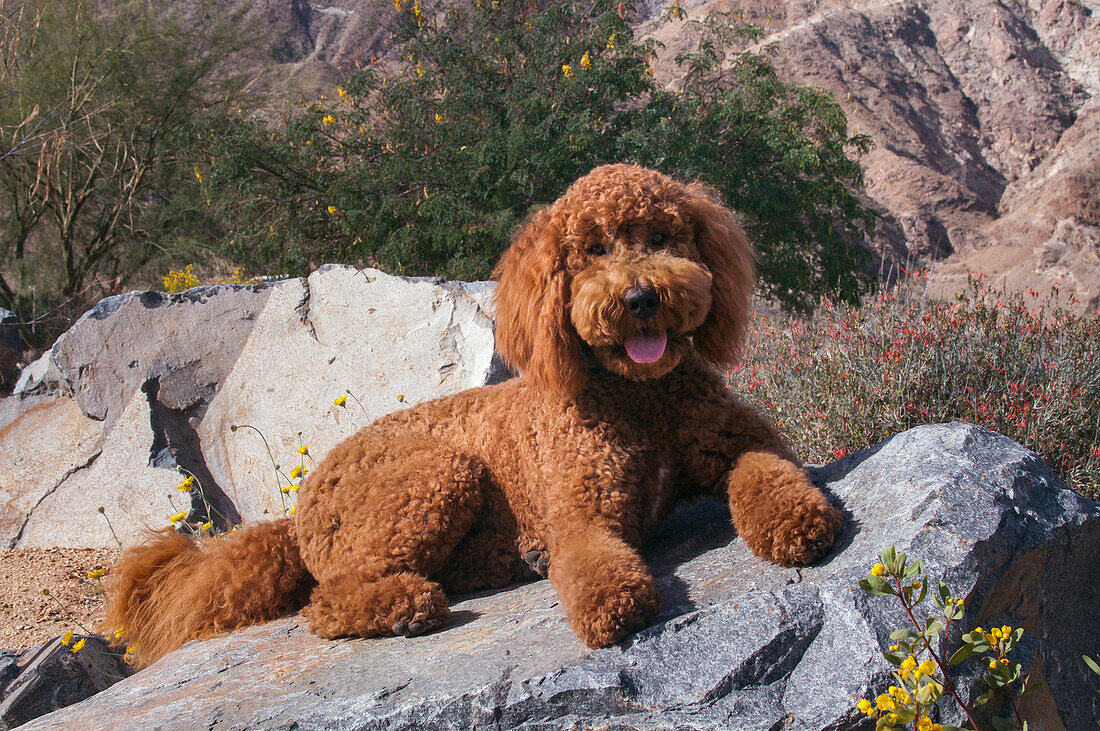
[650,0,1099,309]
[175,0,1100,311]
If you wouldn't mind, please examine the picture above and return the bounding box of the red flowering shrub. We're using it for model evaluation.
[733,273,1100,500]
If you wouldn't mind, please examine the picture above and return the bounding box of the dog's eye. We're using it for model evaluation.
[587,244,606,256]
[650,233,666,247]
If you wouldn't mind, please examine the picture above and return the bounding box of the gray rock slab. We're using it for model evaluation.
[0,398,105,548]
[0,636,128,730]
[7,283,275,430]
[22,423,1100,730]
[197,265,502,522]
[15,390,185,548]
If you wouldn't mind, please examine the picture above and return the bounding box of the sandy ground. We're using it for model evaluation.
[0,548,120,650]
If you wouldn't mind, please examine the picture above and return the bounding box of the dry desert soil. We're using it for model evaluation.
[0,548,120,650]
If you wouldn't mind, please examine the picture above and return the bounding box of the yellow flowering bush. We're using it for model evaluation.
[857,547,1040,730]
[162,265,200,294]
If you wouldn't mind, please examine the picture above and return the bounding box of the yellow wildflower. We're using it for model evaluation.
[169,510,187,524]
[606,33,616,50]
[298,445,310,455]
[194,167,203,183]
[291,465,306,479]
[288,505,297,516]
[856,699,875,716]
[393,0,401,9]
[562,64,573,77]
[334,395,348,407]
[416,60,424,78]
[580,51,591,70]
[113,627,125,639]
[71,638,86,653]
[322,114,336,125]
[876,694,895,711]
[280,484,291,494]
[291,483,300,493]
[888,685,911,704]
[178,476,195,493]
[434,113,443,124]
[201,521,213,531]
[899,655,917,678]
[62,630,74,646]
[871,563,885,576]
[338,87,348,102]
[989,659,998,670]
[921,718,943,731]
[918,659,937,677]
[86,568,107,580]
[327,205,338,216]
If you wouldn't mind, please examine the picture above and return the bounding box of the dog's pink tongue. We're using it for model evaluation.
[624,330,667,364]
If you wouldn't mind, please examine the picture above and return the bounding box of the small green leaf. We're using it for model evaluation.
[915,683,937,705]
[949,644,975,665]
[974,691,993,706]
[1019,681,1042,699]
[859,576,894,595]
[916,578,929,606]
[926,619,944,637]
[1084,655,1100,675]
[890,628,917,641]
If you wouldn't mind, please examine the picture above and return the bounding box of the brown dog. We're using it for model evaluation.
[108,164,842,667]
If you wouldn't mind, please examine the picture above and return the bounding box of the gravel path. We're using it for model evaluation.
[0,548,120,650]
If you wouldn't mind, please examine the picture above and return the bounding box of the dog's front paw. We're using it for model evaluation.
[770,499,843,567]
[571,572,660,648]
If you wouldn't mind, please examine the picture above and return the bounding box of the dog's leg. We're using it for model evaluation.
[726,450,841,566]
[299,450,486,639]
[684,398,842,567]
[436,487,534,593]
[545,525,660,648]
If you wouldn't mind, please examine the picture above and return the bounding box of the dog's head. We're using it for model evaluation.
[492,164,754,396]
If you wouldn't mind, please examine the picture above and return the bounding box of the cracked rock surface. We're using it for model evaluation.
[22,423,1100,730]
[0,266,501,546]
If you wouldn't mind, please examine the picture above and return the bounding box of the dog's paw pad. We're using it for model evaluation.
[523,549,550,577]
[392,612,442,638]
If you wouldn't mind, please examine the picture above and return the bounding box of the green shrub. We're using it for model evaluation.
[197,0,875,309]
[732,274,1100,499]
[0,0,244,347]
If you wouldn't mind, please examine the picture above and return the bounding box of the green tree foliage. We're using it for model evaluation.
[0,0,240,346]
[199,0,876,309]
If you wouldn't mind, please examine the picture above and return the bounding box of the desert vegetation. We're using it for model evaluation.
[2,0,874,351]
[731,272,1100,501]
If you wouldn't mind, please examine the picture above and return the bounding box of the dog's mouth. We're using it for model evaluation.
[623,330,667,364]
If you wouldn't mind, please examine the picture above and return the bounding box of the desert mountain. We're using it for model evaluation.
[233,0,1100,310]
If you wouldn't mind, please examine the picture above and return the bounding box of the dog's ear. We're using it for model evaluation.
[684,183,755,368]
[492,207,586,397]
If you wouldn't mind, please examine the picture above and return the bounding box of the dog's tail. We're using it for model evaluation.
[106,518,313,668]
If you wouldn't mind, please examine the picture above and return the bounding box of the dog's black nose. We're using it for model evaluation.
[624,286,659,320]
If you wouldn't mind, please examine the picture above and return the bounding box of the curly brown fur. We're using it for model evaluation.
[106,520,313,666]
[109,164,842,666]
